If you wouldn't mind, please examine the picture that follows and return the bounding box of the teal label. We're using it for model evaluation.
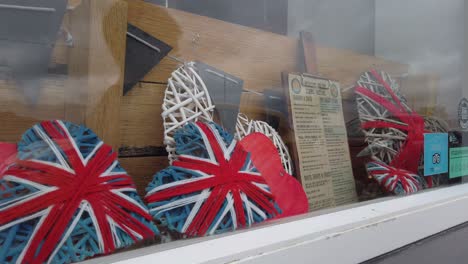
[424,133,448,176]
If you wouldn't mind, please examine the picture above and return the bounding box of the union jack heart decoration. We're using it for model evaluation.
[145,122,308,237]
[0,120,158,264]
[366,161,423,195]
[355,69,447,195]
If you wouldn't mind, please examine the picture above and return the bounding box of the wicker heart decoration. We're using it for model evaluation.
[162,62,215,163]
[355,69,446,195]
[236,113,293,175]
[145,122,307,237]
[162,63,293,176]
[0,120,158,264]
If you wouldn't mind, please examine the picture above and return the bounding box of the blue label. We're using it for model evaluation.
[424,133,448,176]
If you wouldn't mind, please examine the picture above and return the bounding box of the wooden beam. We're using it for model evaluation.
[67,0,128,148]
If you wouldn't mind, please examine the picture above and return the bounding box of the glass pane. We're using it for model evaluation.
[0,0,465,262]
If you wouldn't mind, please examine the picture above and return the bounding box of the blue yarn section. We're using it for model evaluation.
[1,120,158,264]
[0,219,38,264]
[147,122,280,236]
[174,122,233,159]
[18,121,101,163]
[146,166,203,231]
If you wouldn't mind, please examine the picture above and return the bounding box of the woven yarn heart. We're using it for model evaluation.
[355,70,446,195]
[0,120,158,264]
[145,122,283,237]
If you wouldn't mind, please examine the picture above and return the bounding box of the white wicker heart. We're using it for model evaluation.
[236,113,294,175]
[162,62,215,162]
[162,62,293,173]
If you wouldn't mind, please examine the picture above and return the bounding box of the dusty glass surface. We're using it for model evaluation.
[0,0,465,263]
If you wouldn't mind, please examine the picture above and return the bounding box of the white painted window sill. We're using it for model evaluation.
[85,183,468,264]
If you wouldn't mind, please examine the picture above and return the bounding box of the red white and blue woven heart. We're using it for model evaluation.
[366,161,423,195]
[355,70,435,195]
[145,122,282,237]
[0,120,158,264]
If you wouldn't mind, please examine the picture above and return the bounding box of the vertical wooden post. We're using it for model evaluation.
[66,0,127,149]
[299,31,318,75]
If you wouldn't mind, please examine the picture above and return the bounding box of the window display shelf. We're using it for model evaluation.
[87,183,468,264]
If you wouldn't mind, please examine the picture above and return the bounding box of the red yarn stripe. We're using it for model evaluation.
[146,122,280,236]
[356,70,426,174]
[232,187,246,227]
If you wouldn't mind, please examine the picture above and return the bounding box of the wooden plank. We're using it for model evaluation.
[120,83,166,148]
[316,46,409,98]
[400,74,439,117]
[127,0,300,92]
[120,156,169,196]
[127,1,407,94]
[300,31,318,74]
[0,10,71,142]
[0,77,66,142]
[0,0,127,148]
[120,83,267,150]
[86,0,127,149]
[119,0,408,152]
[66,0,91,125]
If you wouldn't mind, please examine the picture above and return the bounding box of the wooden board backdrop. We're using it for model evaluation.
[0,0,127,149]
[0,0,410,194]
[120,0,408,192]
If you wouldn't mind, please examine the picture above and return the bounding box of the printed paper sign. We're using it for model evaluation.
[449,147,468,178]
[424,133,448,176]
[285,73,357,211]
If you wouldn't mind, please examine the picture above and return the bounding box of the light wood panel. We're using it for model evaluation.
[120,83,166,148]
[400,74,440,117]
[120,156,169,196]
[317,46,409,98]
[0,77,66,142]
[120,82,267,149]
[0,0,127,148]
[127,0,300,91]
[126,1,408,92]
[119,1,408,151]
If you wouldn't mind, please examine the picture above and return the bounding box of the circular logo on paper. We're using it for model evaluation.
[458,98,468,130]
[291,78,302,94]
[432,153,441,165]
[330,83,339,98]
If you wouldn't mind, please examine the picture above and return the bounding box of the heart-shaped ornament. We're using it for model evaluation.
[236,113,293,175]
[355,70,447,195]
[0,120,158,264]
[145,122,307,237]
[240,133,308,218]
[162,62,215,163]
[162,63,293,174]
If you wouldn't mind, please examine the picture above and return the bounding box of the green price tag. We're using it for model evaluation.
[449,147,468,178]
